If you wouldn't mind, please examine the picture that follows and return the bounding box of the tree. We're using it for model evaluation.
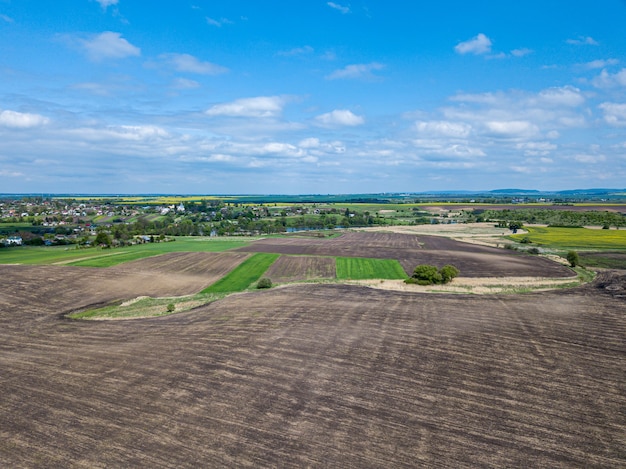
[94,231,112,247]
[566,251,579,267]
[411,265,442,285]
[440,265,460,284]
[257,277,272,289]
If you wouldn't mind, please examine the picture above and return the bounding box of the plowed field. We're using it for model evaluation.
[0,262,625,468]
[264,255,336,282]
[238,232,574,278]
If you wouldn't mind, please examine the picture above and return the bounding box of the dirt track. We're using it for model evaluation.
[1,247,625,467]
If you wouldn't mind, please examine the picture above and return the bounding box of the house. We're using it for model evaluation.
[5,236,23,246]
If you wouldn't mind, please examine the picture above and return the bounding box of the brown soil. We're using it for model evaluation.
[0,261,624,467]
[264,255,336,282]
[238,231,575,278]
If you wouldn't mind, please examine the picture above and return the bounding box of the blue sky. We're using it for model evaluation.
[1,0,625,194]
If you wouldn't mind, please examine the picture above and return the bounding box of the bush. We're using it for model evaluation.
[257,277,273,289]
[440,265,460,284]
[166,303,175,313]
[527,247,540,255]
[406,264,460,285]
[412,265,442,285]
[566,251,580,267]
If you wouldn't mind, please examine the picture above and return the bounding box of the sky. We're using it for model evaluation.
[1,1,626,194]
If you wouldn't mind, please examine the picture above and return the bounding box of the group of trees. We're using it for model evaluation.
[405,264,460,285]
[474,209,625,228]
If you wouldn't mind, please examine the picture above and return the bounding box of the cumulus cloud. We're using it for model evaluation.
[159,53,228,75]
[327,2,350,14]
[484,120,539,138]
[454,33,492,55]
[536,86,585,107]
[206,96,287,118]
[566,36,599,46]
[592,68,626,88]
[0,110,49,128]
[599,102,626,126]
[80,31,140,61]
[314,109,364,127]
[415,121,471,138]
[326,62,385,80]
[515,141,557,156]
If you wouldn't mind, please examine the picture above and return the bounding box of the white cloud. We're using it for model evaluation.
[511,48,533,57]
[80,31,140,61]
[299,137,320,148]
[0,14,14,23]
[172,78,200,89]
[277,46,314,57]
[159,53,228,75]
[484,120,539,138]
[96,0,118,8]
[415,121,471,138]
[592,68,626,88]
[0,110,49,128]
[515,142,557,156]
[573,154,606,163]
[206,17,233,27]
[327,2,350,14]
[326,62,385,80]
[315,109,364,127]
[0,169,24,177]
[599,102,626,126]
[454,33,492,55]
[566,36,599,46]
[581,59,619,69]
[536,86,585,107]
[206,96,287,118]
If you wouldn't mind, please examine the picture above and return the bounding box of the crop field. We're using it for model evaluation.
[238,232,574,278]
[201,253,279,293]
[1,231,623,467]
[511,226,626,250]
[0,237,251,266]
[336,257,407,280]
[0,257,624,467]
[264,255,336,282]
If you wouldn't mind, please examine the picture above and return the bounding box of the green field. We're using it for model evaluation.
[511,226,626,250]
[0,238,252,266]
[201,253,279,293]
[336,257,408,280]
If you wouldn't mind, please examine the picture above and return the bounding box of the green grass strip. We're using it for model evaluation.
[0,238,252,267]
[336,257,407,280]
[201,253,279,293]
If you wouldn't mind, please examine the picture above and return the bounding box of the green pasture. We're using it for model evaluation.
[510,226,626,250]
[0,237,252,266]
[336,257,408,280]
[201,253,279,293]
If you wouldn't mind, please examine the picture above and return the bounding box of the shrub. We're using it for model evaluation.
[527,247,540,255]
[566,251,580,267]
[166,303,175,313]
[406,264,460,285]
[412,265,442,285]
[257,277,273,289]
[440,265,460,284]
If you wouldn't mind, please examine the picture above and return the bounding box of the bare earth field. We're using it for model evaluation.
[264,255,336,283]
[238,231,574,278]
[1,233,624,467]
